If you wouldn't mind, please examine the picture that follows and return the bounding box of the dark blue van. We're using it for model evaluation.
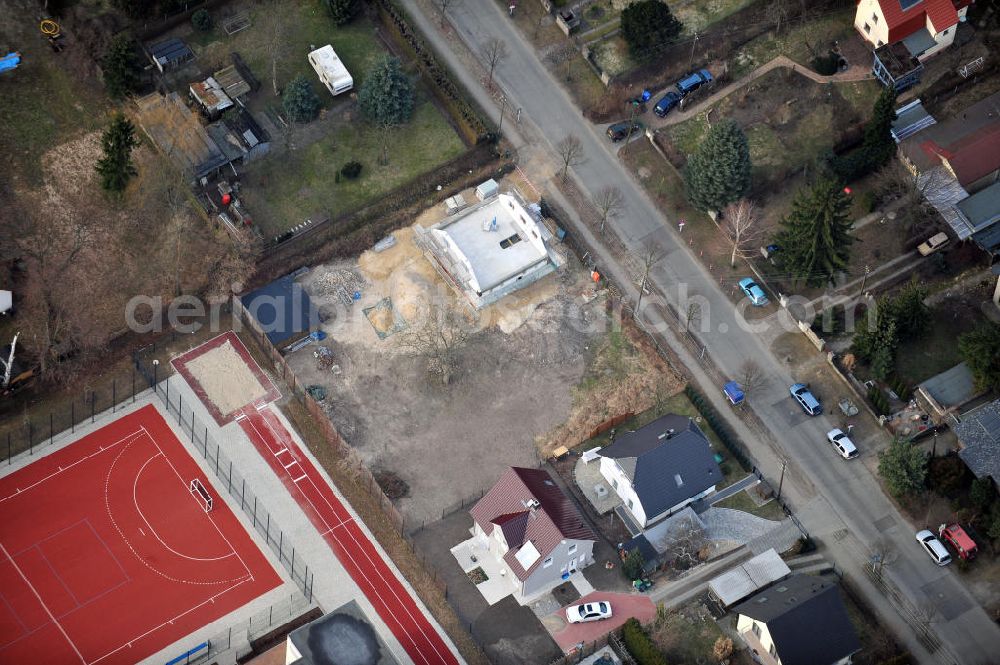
[653,91,683,117]
[675,69,713,96]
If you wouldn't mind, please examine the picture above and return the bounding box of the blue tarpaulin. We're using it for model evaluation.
[724,381,744,405]
[0,53,21,73]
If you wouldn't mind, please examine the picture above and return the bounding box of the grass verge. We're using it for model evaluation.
[714,489,786,521]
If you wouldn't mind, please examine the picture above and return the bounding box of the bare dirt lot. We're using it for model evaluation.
[285,219,607,529]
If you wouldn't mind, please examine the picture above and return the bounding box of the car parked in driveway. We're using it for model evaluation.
[566,601,613,623]
[826,429,859,459]
[675,69,713,95]
[916,530,952,566]
[738,277,768,306]
[653,91,683,117]
[607,121,643,142]
[790,383,822,416]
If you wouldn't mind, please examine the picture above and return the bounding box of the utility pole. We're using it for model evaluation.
[623,99,640,146]
[497,96,507,139]
[777,458,787,500]
[859,264,871,296]
[688,31,700,69]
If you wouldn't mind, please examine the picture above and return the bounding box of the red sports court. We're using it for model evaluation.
[0,405,281,665]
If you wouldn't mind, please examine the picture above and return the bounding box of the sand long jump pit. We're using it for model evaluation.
[171,331,280,425]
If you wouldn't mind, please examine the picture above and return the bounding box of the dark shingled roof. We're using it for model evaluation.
[600,414,721,520]
[732,575,861,665]
[954,399,1000,485]
[471,467,595,581]
[240,272,316,347]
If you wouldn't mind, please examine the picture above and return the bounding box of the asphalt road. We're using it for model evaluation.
[401,1,1000,662]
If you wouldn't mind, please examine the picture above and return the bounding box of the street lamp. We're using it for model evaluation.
[152,359,159,389]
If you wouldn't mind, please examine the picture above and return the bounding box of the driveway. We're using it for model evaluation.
[400,1,1000,661]
[543,592,656,653]
[409,511,562,665]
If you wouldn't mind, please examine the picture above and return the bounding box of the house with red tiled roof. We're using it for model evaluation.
[855,0,972,55]
[464,467,596,602]
[858,0,974,90]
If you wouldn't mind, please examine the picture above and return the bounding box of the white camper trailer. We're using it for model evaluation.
[307,45,353,96]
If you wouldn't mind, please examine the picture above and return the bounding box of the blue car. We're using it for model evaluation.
[653,91,683,117]
[790,383,822,416]
[675,69,713,96]
[739,278,768,306]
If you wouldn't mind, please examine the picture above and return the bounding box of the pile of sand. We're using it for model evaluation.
[182,340,268,415]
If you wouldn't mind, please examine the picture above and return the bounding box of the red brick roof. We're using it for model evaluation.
[470,467,595,581]
[945,123,1000,186]
[873,0,964,42]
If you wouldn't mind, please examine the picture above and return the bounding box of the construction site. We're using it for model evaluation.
[283,179,681,529]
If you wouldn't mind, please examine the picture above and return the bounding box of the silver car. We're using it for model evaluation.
[826,429,859,459]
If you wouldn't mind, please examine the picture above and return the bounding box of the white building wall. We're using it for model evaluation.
[737,615,780,665]
[599,456,648,526]
[522,538,595,597]
[855,0,890,47]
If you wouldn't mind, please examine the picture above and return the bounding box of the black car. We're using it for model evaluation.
[607,120,643,142]
[653,91,683,117]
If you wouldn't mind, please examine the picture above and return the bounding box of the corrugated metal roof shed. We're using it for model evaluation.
[708,548,790,607]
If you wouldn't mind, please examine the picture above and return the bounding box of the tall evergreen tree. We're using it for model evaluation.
[886,280,929,341]
[101,35,139,100]
[774,178,853,286]
[95,114,139,193]
[878,436,928,497]
[621,0,683,58]
[282,75,321,123]
[324,0,359,25]
[683,119,751,213]
[358,55,415,126]
[864,86,898,170]
[958,322,1000,393]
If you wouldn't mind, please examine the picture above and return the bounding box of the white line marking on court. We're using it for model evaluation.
[138,528,145,536]
[282,461,296,469]
[292,475,307,482]
[0,429,146,505]
[234,413,246,422]
[1,543,86,664]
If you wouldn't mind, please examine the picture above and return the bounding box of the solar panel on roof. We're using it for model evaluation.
[898,0,922,10]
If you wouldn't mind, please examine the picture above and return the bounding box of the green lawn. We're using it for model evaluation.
[243,97,466,236]
[715,489,786,521]
[0,8,108,180]
[194,1,383,104]
[894,303,984,386]
[651,608,728,663]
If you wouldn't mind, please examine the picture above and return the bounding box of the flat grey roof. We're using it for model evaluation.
[288,599,399,665]
[919,362,979,409]
[434,195,547,292]
[957,181,1000,232]
[892,100,935,142]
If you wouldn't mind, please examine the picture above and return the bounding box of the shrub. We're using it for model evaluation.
[283,75,321,123]
[341,161,363,179]
[811,51,840,76]
[191,8,212,30]
[622,618,668,665]
[970,477,997,512]
[858,190,878,213]
[927,455,970,498]
[623,549,644,581]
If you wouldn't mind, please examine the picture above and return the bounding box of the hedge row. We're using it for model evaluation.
[373,0,489,144]
[684,385,751,470]
[622,618,667,665]
[868,386,891,416]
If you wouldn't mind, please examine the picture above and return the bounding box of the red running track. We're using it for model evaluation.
[237,406,459,665]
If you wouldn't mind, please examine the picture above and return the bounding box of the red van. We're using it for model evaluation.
[939,524,977,561]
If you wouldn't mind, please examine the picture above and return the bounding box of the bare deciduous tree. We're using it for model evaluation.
[1,333,19,388]
[265,3,292,96]
[594,185,624,235]
[399,307,472,385]
[870,536,898,575]
[713,636,734,663]
[766,2,790,34]
[556,134,586,181]
[722,198,761,267]
[685,301,702,333]
[739,359,765,394]
[435,0,461,26]
[665,515,708,570]
[635,245,666,319]
[482,38,508,90]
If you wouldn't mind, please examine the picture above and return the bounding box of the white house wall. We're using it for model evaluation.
[521,538,595,598]
[855,0,890,47]
[736,615,780,665]
[599,457,648,526]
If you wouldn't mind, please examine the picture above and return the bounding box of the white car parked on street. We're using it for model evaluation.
[826,429,859,459]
